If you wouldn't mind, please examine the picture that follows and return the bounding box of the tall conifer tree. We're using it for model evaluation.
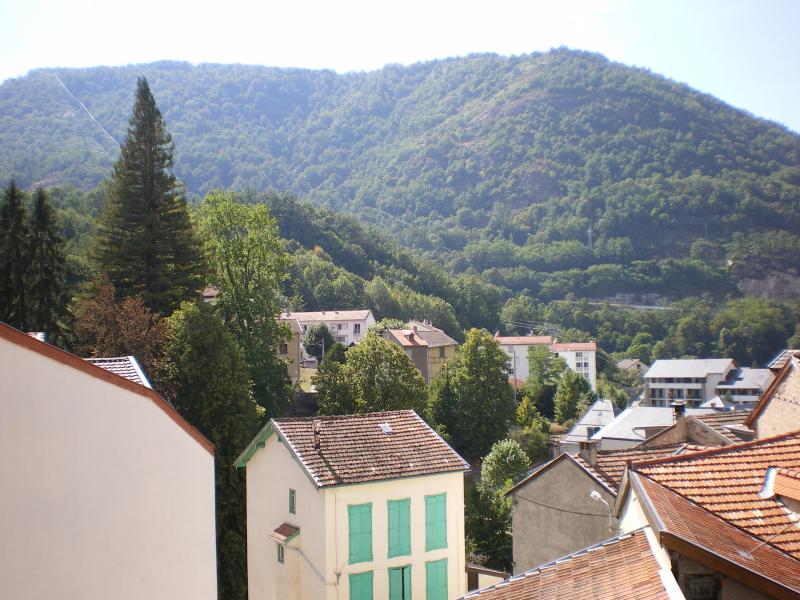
[0,180,30,329]
[93,77,203,315]
[27,188,67,337]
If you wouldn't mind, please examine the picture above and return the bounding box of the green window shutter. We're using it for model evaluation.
[425,559,448,600]
[348,503,373,564]
[425,493,447,551]
[388,499,411,557]
[389,566,412,600]
[349,571,373,600]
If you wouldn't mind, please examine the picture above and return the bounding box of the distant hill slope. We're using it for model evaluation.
[2,49,799,301]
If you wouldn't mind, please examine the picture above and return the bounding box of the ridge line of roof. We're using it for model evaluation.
[745,359,794,427]
[271,419,323,488]
[632,429,800,469]
[274,409,415,423]
[0,322,214,456]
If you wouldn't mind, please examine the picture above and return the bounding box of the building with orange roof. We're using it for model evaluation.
[616,430,800,599]
[459,527,682,599]
[0,322,217,599]
[384,321,458,383]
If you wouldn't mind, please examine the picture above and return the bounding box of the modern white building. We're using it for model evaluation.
[557,398,617,455]
[494,336,598,391]
[236,410,469,600]
[644,359,773,409]
[0,323,218,600]
[282,309,376,348]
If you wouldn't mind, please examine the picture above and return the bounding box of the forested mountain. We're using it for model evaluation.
[2,48,799,304]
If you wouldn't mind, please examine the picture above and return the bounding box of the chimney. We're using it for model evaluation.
[672,401,687,439]
[313,420,321,450]
[579,439,598,466]
[412,324,417,333]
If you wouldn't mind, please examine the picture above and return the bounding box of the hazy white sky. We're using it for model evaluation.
[1,0,798,132]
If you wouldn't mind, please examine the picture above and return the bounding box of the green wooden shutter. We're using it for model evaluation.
[425,493,447,551]
[389,566,412,600]
[348,503,373,564]
[425,559,448,600]
[388,499,411,557]
[349,571,373,600]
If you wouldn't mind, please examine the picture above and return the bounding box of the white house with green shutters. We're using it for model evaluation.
[235,410,469,600]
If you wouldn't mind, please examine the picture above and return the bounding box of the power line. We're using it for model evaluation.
[50,72,119,147]
[514,492,611,518]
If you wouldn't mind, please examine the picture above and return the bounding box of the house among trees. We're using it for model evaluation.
[0,322,217,599]
[494,334,598,390]
[384,321,458,384]
[277,316,302,384]
[235,410,469,600]
[282,309,375,346]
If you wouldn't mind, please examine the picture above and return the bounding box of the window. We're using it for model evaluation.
[277,543,284,564]
[387,499,411,557]
[425,559,448,600]
[353,323,361,334]
[336,335,346,343]
[389,566,412,600]
[438,346,445,358]
[440,365,445,374]
[279,343,288,355]
[348,503,373,564]
[586,426,600,438]
[349,571,373,600]
[425,493,447,551]
[337,323,343,331]
[289,489,296,514]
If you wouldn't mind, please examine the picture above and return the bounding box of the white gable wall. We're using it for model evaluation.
[0,335,217,600]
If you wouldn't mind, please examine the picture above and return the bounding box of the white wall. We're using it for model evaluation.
[245,431,329,600]
[0,334,217,600]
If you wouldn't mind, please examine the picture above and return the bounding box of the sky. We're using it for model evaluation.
[1,0,798,132]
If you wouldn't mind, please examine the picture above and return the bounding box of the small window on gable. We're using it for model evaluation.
[279,343,288,355]
[289,489,296,514]
[439,346,446,358]
[277,543,284,564]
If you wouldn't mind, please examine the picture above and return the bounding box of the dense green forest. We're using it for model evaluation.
[2,49,799,305]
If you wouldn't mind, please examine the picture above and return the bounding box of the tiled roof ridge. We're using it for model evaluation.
[776,466,800,478]
[270,419,320,486]
[640,474,800,563]
[745,358,795,426]
[632,429,800,469]
[463,529,647,598]
[568,454,618,493]
[274,409,415,423]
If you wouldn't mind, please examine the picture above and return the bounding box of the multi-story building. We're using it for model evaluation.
[384,321,458,383]
[550,342,598,391]
[282,309,376,348]
[0,323,217,600]
[236,410,469,600]
[644,359,772,409]
[493,335,598,391]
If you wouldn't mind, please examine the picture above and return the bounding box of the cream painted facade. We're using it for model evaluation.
[245,430,466,600]
[0,328,217,600]
[748,358,800,439]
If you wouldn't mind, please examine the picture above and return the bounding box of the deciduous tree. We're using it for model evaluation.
[164,301,262,600]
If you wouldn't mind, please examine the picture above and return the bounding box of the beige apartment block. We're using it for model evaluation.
[0,323,217,600]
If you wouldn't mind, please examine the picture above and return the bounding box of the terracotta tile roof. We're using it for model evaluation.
[269,523,300,544]
[277,317,302,334]
[772,467,800,502]
[386,329,429,347]
[494,335,552,346]
[460,528,673,599]
[767,349,800,370]
[84,356,152,389]
[250,410,469,487]
[695,411,752,443]
[637,476,800,596]
[634,431,800,559]
[549,342,597,352]
[575,444,689,492]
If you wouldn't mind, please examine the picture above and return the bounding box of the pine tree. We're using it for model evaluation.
[93,77,203,315]
[27,188,66,338]
[0,180,30,329]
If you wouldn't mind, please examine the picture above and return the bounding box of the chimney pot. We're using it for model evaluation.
[313,420,321,450]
